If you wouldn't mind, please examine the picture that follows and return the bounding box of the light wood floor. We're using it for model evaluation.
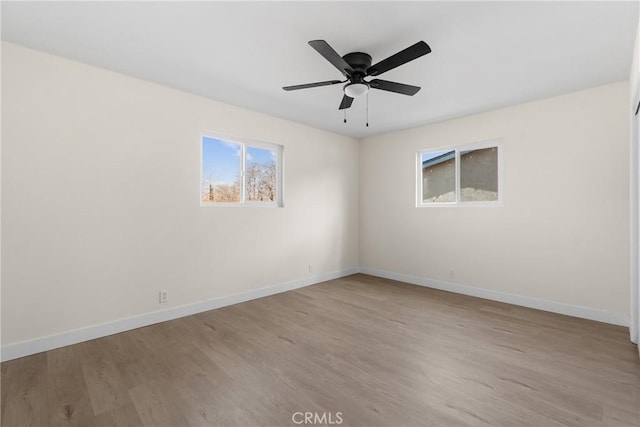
[2,274,639,426]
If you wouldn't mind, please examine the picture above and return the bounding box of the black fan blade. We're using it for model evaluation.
[309,40,354,77]
[367,41,431,77]
[369,79,421,96]
[339,94,354,110]
[283,80,342,91]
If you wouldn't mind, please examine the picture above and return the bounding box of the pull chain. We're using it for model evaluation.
[344,109,347,124]
[366,93,369,127]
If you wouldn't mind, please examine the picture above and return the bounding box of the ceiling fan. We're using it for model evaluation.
[283,40,431,110]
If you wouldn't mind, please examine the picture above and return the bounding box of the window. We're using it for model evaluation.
[201,135,283,206]
[417,140,502,207]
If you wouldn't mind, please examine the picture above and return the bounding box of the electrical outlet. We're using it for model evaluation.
[159,290,168,303]
[449,270,456,279]
[308,264,313,273]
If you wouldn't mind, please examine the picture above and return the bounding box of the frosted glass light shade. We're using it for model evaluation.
[344,83,369,98]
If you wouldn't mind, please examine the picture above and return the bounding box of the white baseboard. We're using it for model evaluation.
[360,267,629,327]
[1,267,359,362]
[2,266,630,361]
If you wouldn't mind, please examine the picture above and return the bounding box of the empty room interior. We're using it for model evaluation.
[2,1,640,426]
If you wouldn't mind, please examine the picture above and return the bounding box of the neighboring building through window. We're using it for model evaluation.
[422,150,456,203]
[201,135,283,206]
[418,140,502,206]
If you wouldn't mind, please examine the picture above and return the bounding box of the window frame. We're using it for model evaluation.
[200,133,284,207]
[416,138,503,208]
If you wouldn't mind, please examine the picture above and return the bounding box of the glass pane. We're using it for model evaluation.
[246,146,277,202]
[422,150,456,203]
[460,147,498,202]
[201,137,241,203]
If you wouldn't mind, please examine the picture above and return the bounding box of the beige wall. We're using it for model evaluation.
[630,22,640,344]
[1,42,359,347]
[360,82,630,319]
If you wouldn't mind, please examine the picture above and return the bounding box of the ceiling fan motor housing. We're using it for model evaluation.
[342,52,372,74]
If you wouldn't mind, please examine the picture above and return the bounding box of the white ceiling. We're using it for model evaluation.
[2,1,638,138]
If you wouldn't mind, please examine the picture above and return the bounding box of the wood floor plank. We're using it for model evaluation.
[46,344,95,426]
[128,380,190,427]
[89,403,143,427]
[2,274,639,426]
[100,330,169,390]
[79,341,132,416]
[1,353,48,427]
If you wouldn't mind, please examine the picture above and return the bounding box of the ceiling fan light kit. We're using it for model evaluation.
[344,82,369,98]
[283,39,431,126]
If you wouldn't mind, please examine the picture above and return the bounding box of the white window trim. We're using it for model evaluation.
[200,132,284,207]
[416,138,503,208]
